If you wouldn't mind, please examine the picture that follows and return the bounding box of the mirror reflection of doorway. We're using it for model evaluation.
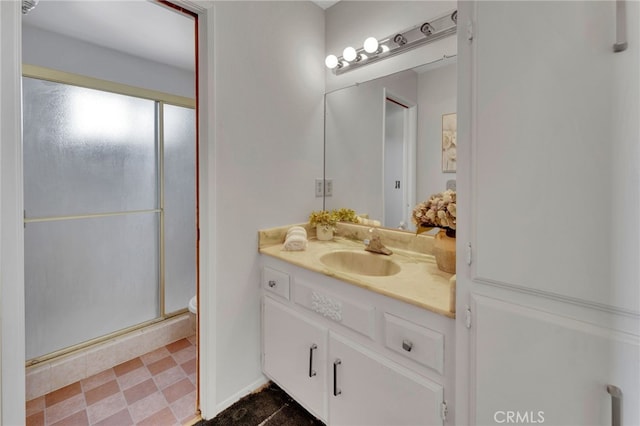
[383,96,416,230]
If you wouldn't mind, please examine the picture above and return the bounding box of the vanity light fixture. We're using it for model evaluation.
[363,37,380,54]
[325,9,457,75]
[420,23,435,36]
[325,54,340,69]
[393,34,408,46]
[342,46,358,62]
[22,0,38,14]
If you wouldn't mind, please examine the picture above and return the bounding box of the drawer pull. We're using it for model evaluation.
[606,384,623,426]
[402,339,414,352]
[268,280,276,288]
[308,344,317,378]
[333,359,342,396]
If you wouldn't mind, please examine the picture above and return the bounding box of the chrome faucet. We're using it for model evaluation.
[364,228,392,255]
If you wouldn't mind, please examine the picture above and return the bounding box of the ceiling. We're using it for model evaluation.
[311,0,339,9]
[22,0,195,71]
[22,0,341,72]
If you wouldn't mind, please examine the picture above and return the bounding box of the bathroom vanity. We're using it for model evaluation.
[258,223,455,425]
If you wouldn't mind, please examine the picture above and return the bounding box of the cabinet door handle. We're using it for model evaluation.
[333,359,342,396]
[614,0,628,52]
[607,385,623,426]
[308,344,317,377]
[268,280,276,288]
[402,339,413,352]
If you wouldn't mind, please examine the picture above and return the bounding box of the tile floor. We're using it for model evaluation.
[26,336,198,426]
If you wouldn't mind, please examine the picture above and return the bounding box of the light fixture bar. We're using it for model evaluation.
[331,9,457,75]
[22,0,39,14]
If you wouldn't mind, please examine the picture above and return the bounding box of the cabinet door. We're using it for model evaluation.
[468,0,639,311]
[262,297,327,421]
[472,295,640,426]
[329,332,443,426]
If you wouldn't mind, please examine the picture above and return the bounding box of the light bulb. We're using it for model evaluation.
[343,46,357,62]
[325,54,339,69]
[363,37,379,54]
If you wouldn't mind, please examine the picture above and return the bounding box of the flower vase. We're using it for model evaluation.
[433,228,456,273]
[316,225,334,241]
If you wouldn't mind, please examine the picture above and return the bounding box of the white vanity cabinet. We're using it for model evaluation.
[328,332,443,426]
[263,296,327,420]
[456,1,640,424]
[261,261,453,426]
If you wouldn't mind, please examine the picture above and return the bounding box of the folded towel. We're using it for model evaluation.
[357,217,381,227]
[283,234,308,251]
[286,226,307,239]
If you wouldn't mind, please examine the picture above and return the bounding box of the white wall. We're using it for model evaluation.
[325,0,456,92]
[212,0,325,410]
[22,25,194,99]
[416,62,457,201]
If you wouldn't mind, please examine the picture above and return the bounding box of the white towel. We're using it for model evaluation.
[283,234,308,251]
[357,217,381,227]
[286,226,307,239]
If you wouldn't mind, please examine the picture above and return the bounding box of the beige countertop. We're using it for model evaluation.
[258,223,456,318]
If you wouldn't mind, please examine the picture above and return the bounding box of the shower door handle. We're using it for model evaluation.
[606,385,623,426]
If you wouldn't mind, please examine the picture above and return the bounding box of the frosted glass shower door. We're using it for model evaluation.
[163,105,196,314]
[23,78,159,359]
[25,215,159,359]
[22,78,157,218]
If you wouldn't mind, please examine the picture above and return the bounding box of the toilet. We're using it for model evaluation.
[188,296,197,332]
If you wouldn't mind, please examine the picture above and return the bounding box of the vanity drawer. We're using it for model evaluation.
[295,281,375,339]
[383,313,444,374]
[262,267,290,300]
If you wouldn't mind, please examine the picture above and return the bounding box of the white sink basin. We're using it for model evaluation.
[319,250,401,277]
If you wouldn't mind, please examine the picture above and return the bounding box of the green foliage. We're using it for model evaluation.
[332,208,358,223]
[308,210,337,229]
[309,208,359,230]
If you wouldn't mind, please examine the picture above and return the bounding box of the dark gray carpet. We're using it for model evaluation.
[197,382,325,426]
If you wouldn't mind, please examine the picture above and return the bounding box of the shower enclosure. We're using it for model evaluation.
[22,73,196,362]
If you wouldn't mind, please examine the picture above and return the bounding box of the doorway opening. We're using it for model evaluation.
[22,1,200,424]
[383,93,417,230]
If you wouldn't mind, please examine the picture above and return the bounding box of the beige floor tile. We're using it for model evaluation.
[86,392,127,425]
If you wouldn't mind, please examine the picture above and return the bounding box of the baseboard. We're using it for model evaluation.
[213,376,269,418]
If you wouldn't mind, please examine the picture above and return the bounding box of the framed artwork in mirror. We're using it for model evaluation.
[442,112,457,173]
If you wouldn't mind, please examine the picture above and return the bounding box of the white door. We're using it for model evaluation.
[329,332,443,426]
[262,297,327,421]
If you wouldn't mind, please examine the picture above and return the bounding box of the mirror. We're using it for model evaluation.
[324,56,457,232]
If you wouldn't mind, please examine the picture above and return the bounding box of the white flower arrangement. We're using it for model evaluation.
[412,190,457,232]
